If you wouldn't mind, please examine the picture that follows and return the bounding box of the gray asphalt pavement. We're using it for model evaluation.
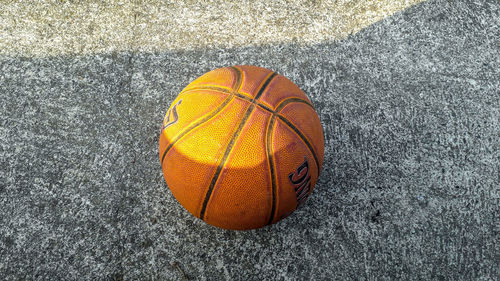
[1,0,499,280]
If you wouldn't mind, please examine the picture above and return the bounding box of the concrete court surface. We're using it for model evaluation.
[1,0,499,280]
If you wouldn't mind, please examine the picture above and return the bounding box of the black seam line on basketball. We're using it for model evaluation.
[229,66,243,90]
[183,86,275,113]
[182,86,252,103]
[181,86,257,106]
[255,72,277,100]
[161,94,235,165]
[277,115,320,177]
[181,86,313,116]
[199,72,277,221]
[181,86,232,95]
[265,115,278,226]
[275,97,314,112]
[161,68,243,165]
[199,103,256,220]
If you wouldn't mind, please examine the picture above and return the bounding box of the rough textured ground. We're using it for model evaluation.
[1,0,499,280]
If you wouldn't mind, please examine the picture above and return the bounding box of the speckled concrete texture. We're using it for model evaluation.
[1,0,499,280]
[0,0,425,55]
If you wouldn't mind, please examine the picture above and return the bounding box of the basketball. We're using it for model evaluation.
[159,65,324,230]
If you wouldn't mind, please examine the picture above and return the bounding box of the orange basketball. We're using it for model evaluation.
[159,65,324,230]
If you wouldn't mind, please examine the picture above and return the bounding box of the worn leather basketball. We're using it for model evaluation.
[159,65,324,230]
